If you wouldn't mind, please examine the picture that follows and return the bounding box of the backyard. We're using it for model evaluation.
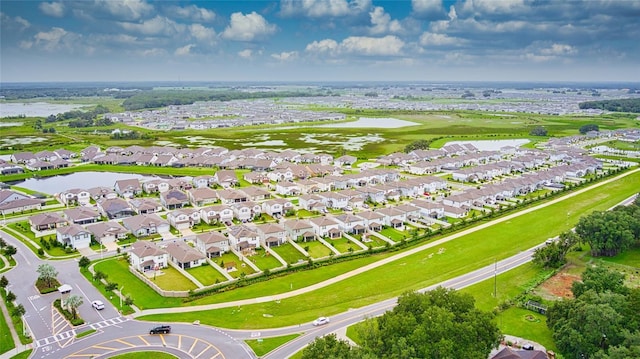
[187,263,228,286]
[271,243,307,264]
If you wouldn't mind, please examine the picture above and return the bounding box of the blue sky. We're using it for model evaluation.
[1,0,639,82]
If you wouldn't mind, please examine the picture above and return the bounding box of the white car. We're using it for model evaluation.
[91,300,105,310]
[312,317,330,326]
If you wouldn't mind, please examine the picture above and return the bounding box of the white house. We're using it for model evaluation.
[129,241,168,272]
[56,224,91,249]
[195,231,229,258]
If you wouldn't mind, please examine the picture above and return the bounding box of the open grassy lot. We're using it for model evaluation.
[139,170,640,328]
[354,233,387,248]
[186,264,227,286]
[153,266,199,292]
[271,243,307,264]
[248,248,283,271]
[93,257,182,309]
[246,334,299,357]
[214,252,255,279]
[303,240,332,259]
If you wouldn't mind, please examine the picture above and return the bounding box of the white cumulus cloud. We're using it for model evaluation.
[189,24,216,44]
[412,0,443,14]
[175,44,195,56]
[94,0,154,21]
[238,49,254,59]
[280,0,371,18]
[307,35,404,57]
[28,27,79,52]
[169,4,216,22]
[271,51,298,61]
[119,16,184,36]
[39,2,65,17]
[369,6,403,35]
[221,12,277,42]
[419,32,461,46]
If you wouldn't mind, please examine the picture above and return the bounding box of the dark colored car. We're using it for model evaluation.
[149,325,171,334]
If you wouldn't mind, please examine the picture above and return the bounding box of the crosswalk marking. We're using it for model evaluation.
[35,316,128,347]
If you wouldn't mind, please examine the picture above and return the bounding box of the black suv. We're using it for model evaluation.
[149,325,171,334]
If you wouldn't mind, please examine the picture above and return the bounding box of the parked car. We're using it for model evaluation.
[312,317,330,326]
[91,300,105,310]
[149,325,171,334]
[522,343,534,350]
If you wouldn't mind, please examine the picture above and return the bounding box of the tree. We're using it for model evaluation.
[93,270,107,282]
[571,265,628,298]
[6,291,16,303]
[575,209,637,257]
[37,263,58,288]
[0,276,8,289]
[357,288,501,359]
[12,304,26,318]
[532,231,579,268]
[3,245,17,257]
[529,126,548,136]
[0,238,6,248]
[105,282,118,292]
[78,256,91,268]
[579,124,600,134]
[301,333,356,359]
[65,295,83,319]
[404,139,431,153]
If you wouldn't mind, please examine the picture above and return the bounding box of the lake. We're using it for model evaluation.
[11,172,154,195]
[446,139,531,151]
[317,117,418,128]
[0,102,89,118]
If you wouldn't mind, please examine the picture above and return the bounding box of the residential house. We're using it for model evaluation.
[58,188,91,206]
[275,181,300,196]
[298,194,327,212]
[167,208,201,230]
[261,198,293,217]
[85,221,129,244]
[355,211,384,231]
[88,186,118,200]
[188,187,218,207]
[63,207,101,225]
[56,224,92,249]
[129,198,163,214]
[227,224,260,255]
[375,207,406,228]
[122,214,169,238]
[114,179,142,198]
[160,189,189,210]
[320,192,349,209]
[142,179,171,194]
[0,190,43,215]
[333,214,366,234]
[239,186,271,202]
[192,175,215,188]
[200,204,234,225]
[213,170,238,188]
[195,231,229,258]
[29,212,67,231]
[217,189,248,204]
[334,155,357,167]
[410,199,445,219]
[164,240,206,269]
[96,198,135,219]
[309,216,342,238]
[129,241,168,272]
[283,219,316,242]
[255,223,286,247]
[231,201,261,222]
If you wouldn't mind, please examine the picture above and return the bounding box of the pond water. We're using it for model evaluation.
[317,117,418,128]
[446,139,530,151]
[0,102,89,118]
[11,171,153,195]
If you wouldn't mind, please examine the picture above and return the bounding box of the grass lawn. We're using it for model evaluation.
[271,243,307,264]
[245,334,299,357]
[8,349,32,359]
[0,302,15,355]
[214,253,255,279]
[359,234,387,248]
[92,258,183,309]
[328,237,358,253]
[304,240,332,258]
[186,264,227,286]
[152,266,198,291]
[380,227,408,242]
[111,352,177,359]
[80,268,135,315]
[247,249,283,271]
[139,170,640,328]
[496,308,557,353]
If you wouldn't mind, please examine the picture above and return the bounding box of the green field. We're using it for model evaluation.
[153,266,198,291]
[139,170,640,328]
[246,334,299,357]
[248,248,284,271]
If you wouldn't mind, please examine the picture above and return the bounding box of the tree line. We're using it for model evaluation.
[122,90,328,111]
[578,98,640,113]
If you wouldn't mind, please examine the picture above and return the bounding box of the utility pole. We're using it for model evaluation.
[494,259,497,298]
